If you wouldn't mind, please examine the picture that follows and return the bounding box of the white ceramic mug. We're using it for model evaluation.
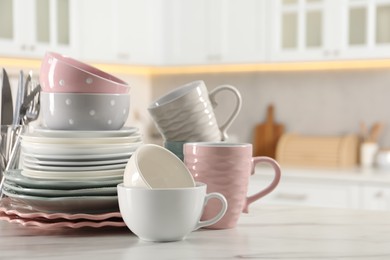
[123,144,195,188]
[148,80,242,141]
[117,182,228,242]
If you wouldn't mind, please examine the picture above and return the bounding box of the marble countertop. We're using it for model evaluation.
[1,205,390,260]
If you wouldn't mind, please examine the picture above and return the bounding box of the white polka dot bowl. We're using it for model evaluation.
[40,92,130,130]
[40,52,130,94]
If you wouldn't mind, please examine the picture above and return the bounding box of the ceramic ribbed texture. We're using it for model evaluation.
[149,96,221,141]
[184,147,252,229]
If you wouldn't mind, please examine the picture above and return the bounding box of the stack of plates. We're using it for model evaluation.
[0,197,126,228]
[1,126,142,225]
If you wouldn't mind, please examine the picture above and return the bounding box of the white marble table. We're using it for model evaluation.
[1,205,390,260]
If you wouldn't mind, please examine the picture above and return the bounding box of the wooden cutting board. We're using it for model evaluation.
[253,104,285,158]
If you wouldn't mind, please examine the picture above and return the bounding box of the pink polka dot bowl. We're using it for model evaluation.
[40,52,130,94]
[40,92,130,130]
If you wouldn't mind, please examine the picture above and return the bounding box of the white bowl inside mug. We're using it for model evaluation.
[40,92,130,131]
[123,144,195,188]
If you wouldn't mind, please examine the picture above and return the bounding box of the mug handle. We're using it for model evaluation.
[242,157,281,213]
[208,85,242,141]
[194,192,228,230]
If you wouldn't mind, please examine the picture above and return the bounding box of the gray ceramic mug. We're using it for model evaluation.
[148,80,242,142]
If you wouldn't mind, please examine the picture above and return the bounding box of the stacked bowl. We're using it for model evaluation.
[1,52,140,227]
[39,52,130,131]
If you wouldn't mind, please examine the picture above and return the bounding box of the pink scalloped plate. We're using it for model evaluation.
[0,213,126,228]
[0,198,122,221]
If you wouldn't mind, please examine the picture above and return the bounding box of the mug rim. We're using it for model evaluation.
[117,182,206,191]
[148,80,205,110]
[184,142,251,148]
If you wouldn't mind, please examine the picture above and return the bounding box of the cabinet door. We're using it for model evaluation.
[213,0,266,63]
[113,0,162,64]
[340,0,390,59]
[269,0,335,61]
[49,0,78,56]
[163,0,266,65]
[0,0,76,58]
[0,0,21,55]
[163,0,207,65]
[77,0,116,62]
[361,186,390,211]
[248,174,360,209]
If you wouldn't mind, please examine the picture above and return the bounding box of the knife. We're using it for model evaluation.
[12,70,24,127]
[1,68,13,126]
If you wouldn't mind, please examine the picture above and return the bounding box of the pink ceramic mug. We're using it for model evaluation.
[184,142,281,229]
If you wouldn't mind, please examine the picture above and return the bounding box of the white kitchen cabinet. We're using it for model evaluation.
[162,0,266,65]
[162,0,208,65]
[339,0,390,59]
[361,185,390,211]
[78,0,162,64]
[249,167,390,211]
[269,0,339,61]
[270,0,390,62]
[112,0,163,65]
[0,0,78,58]
[77,0,115,62]
[0,0,20,55]
[249,173,360,209]
[215,0,267,63]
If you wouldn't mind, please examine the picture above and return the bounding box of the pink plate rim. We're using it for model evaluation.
[0,214,126,229]
[0,198,122,221]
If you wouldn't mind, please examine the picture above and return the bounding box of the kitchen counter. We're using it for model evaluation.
[1,205,390,259]
[254,165,390,184]
[251,166,390,211]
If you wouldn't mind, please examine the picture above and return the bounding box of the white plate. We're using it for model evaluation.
[21,141,142,155]
[4,170,122,189]
[2,189,119,213]
[21,134,142,145]
[31,126,139,138]
[22,160,127,172]
[21,141,141,153]
[3,182,117,197]
[23,156,129,167]
[22,150,134,161]
[21,168,124,179]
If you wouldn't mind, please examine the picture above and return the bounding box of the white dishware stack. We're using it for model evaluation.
[0,52,140,228]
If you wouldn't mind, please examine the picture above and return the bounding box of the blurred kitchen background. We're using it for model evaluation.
[3,0,390,210]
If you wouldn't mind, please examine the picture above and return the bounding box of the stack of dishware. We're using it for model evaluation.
[0,52,138,228]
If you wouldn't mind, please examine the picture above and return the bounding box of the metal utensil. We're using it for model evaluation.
[12,71,25,128]
[1,69,14,184]
[0,125,23,198]
[20,83,41,117]
[1,68,13,126]
[21,83,41,125]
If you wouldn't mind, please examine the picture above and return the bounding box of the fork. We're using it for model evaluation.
[21,82,41,125]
